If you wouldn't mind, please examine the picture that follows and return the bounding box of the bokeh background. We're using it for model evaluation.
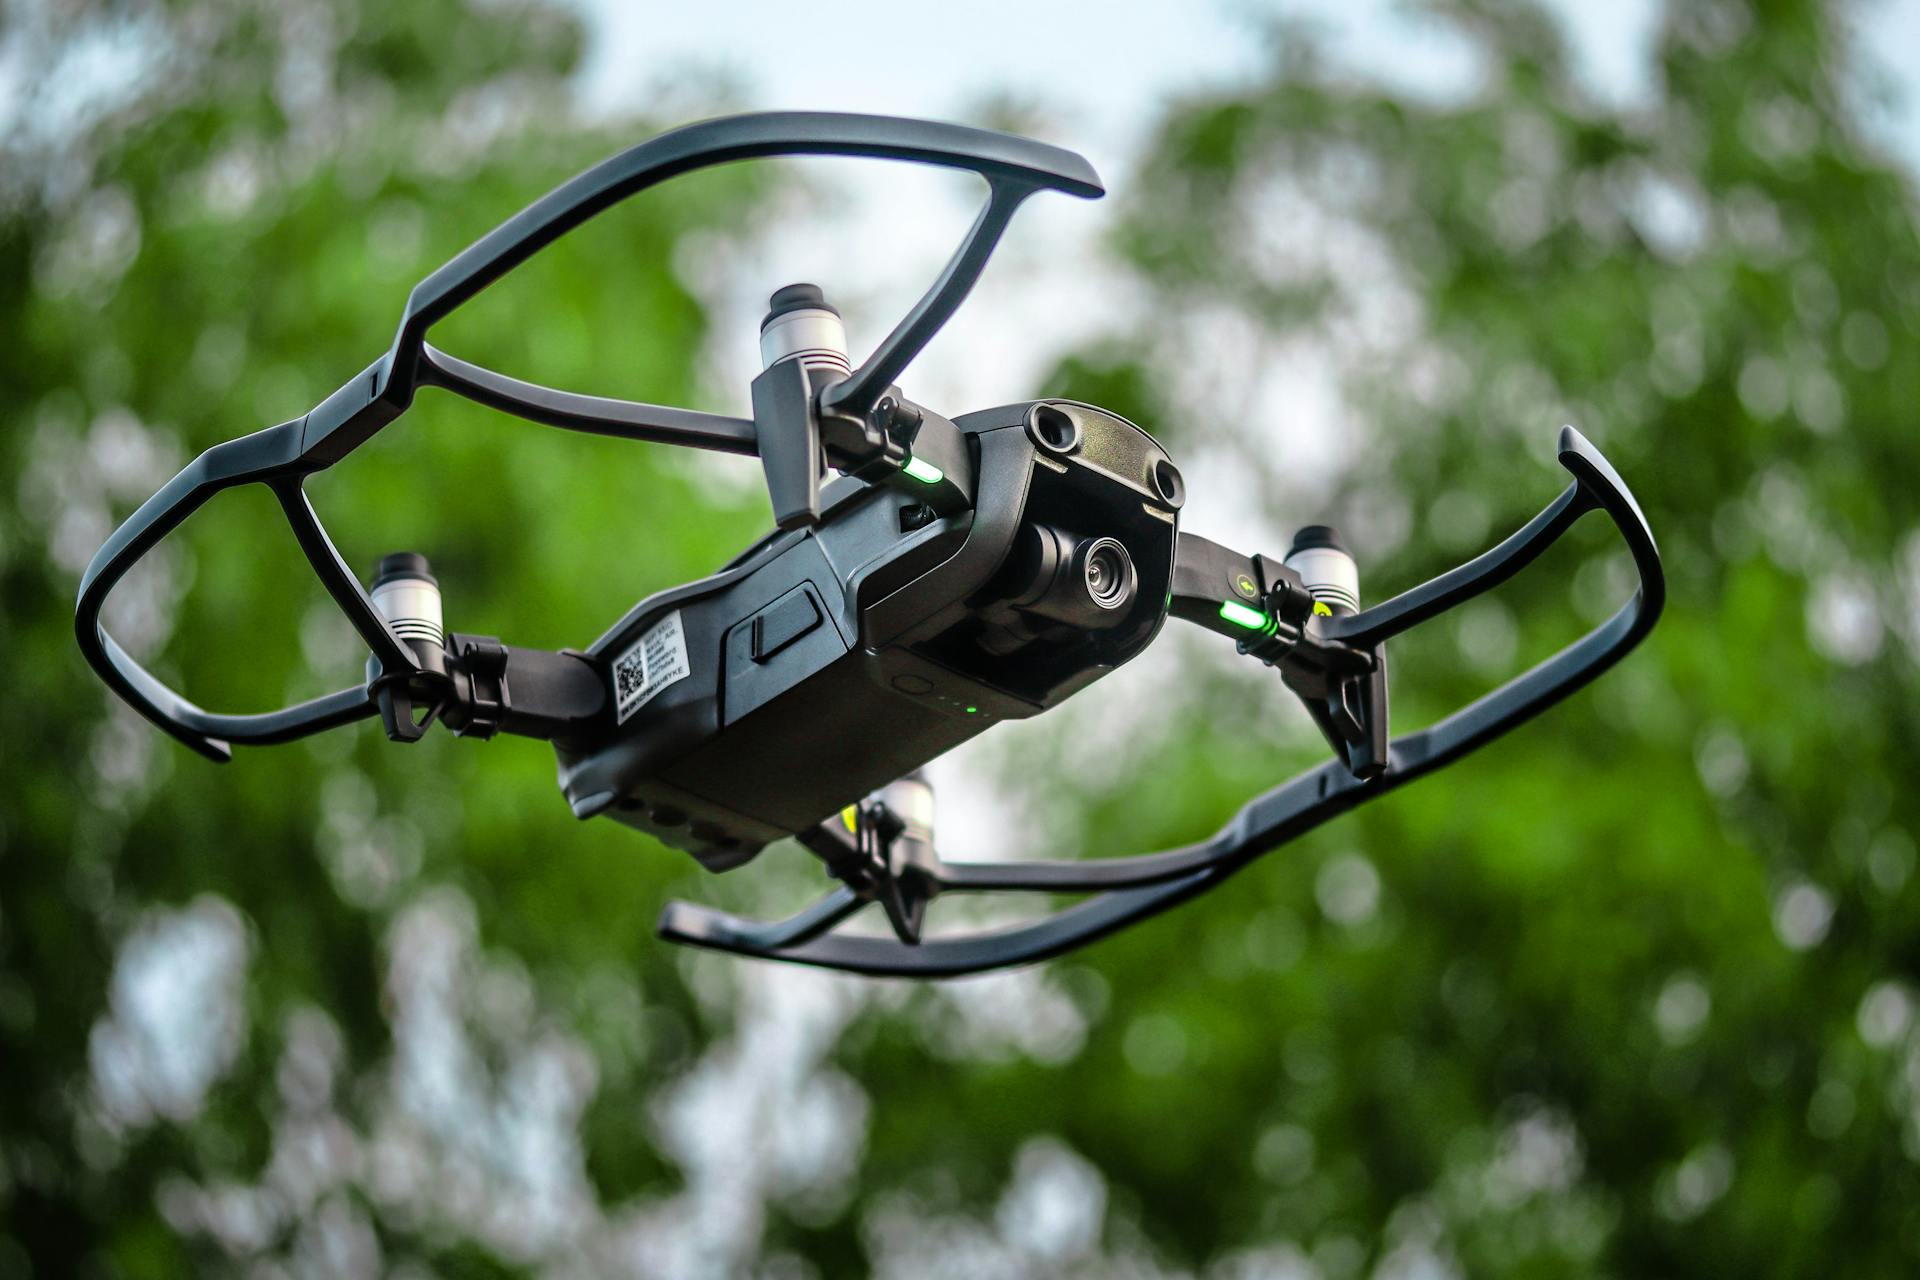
[5,0,1920,1274]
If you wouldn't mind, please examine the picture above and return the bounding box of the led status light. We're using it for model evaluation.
[902,456,945,484]
[1218,599,1270,631]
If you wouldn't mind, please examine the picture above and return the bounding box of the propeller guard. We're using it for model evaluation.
[73,111,1665,979]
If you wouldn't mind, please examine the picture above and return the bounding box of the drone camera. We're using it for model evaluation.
[1082,538,1135,611]
[999,525,1138,629]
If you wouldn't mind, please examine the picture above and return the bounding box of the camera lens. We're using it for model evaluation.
[1079,537,1134,611]
[997,526,1138,631]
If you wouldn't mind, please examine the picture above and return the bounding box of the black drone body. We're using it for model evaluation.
[564,395,1178,870]
[76,112,1666,977]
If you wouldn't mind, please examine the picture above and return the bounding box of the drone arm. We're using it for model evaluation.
[1167,531,1308,640]
[659,760,1381,976]
[422,634,606,742]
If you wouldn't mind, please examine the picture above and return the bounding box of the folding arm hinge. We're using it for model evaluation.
[447,634,509,739]
[1232,553,1318,665]
[755,285,972,527]
[823,387,908,478]
[1169,529,1388,778]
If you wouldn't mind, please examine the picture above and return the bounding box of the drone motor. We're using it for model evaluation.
[1284,526,1360,617]
[759,282,853,377]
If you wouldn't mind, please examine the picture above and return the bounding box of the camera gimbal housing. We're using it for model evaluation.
[76,113,1664,977]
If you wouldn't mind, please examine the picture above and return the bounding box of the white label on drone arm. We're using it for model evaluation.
[612,610,691,724]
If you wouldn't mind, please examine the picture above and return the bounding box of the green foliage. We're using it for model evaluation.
[971,0,1920,1273]
[2,0,767,1273]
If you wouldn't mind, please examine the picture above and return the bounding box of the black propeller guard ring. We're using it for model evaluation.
[70,109,1665,980]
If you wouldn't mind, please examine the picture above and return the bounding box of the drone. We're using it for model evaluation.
[76,112,1664,978]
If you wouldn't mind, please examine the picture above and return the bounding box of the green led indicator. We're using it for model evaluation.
[965,705,978,714]
[1218,599,1270,631]
[902,456,944,484]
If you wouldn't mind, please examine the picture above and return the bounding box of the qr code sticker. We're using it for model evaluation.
[613,610,690,723]
[614,654,645,701]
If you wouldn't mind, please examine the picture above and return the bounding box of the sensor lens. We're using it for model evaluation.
[1029,404,1082,454]
[1151,458,1186,508]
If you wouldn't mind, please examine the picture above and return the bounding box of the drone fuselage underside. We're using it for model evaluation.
[554,401,1180,869]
